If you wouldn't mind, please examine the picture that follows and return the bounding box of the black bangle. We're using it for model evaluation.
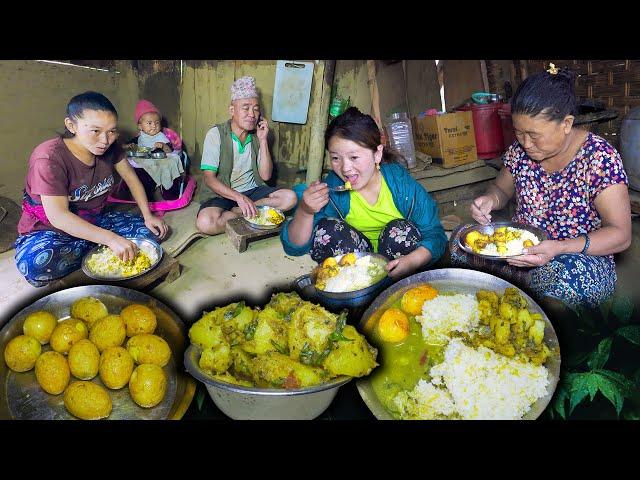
[580,233,590,255]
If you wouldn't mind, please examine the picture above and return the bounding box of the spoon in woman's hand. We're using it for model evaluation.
[330,182,352,192]
[472,200,495,235]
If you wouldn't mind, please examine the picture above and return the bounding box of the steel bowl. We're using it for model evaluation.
[82,237,163,281]
[293,252,391,310]
[456,221,548,261]
[0,285,196,420]
[127,150,149,158]
[355,268,561,420]
[150,150,167,159]
[184,344,351,420]
[243,205,285,231]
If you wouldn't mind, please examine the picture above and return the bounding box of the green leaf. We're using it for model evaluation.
[196,388,205,411]
[565,350,592,368]
[611,294,634,324]
[592,369,637,416]
[568,373,596,414]
[224,301,246,320]
[552,380,570,419]
[270,339,288,355]
[586,337,612,370]
[615,325,640,346]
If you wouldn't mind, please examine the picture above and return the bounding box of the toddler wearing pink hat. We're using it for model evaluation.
[125,99,183,154]
[121,99,187,201]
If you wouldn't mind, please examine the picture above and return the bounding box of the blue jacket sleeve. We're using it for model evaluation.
[279,183,329,256]
[405,174,447,266]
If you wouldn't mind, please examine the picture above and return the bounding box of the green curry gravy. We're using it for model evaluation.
[369,299,446,418]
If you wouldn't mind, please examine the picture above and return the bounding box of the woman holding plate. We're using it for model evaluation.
[450,65,631,311]
[15,91,168,287]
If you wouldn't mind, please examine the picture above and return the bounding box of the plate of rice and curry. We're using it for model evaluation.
[243,206,285,231]
[356,268,560,420]
[81,237,162,281]
[457,221,547,261]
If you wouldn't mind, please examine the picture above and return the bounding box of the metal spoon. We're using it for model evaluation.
[472,200,495,235]
[330,185,351,192]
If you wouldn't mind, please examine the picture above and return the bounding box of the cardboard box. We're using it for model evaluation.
[412,111,478,168]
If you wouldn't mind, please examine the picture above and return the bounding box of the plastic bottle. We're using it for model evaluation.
[384,112,417,168]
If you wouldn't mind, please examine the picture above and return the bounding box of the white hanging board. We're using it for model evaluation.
[271,60,314,124]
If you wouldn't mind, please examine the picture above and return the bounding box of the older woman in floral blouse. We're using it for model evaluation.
[450,65,631,311]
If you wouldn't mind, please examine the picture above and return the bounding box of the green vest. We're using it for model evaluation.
[213,120,266,196]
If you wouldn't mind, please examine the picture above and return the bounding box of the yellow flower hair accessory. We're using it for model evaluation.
[547,63,559,75]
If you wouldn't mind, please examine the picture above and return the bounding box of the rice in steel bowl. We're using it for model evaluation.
[318,254,386,293]
[86,243,159,278]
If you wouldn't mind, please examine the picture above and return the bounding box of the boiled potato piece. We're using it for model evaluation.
[212,371,253,387]
[50,319,88,354]
[68,339,100,380]
[188,316,225,350]
[35,351,70,395]
[199,343,231,374]
[266,291,304,317]
[323,326,378,377]
[99,346,134,389]
[89,314,126,352]
[120,304,157,337]
[64,381,112,420]
[252,351,326,389]
[230,347,254,380]
[70,297,108,329]
[4,335,42,372]
[129,364,167,408]
[126,334,171,367]
[288,303,336,362]
[23,310,58,345]
[251,307,289,355]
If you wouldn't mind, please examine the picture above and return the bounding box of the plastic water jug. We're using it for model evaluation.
[384,112,416,168]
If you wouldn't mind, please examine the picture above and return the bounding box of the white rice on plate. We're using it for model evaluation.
[415,293,479,343]
[394,338,550,420]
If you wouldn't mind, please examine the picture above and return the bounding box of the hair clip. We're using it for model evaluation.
[547,63,559,75]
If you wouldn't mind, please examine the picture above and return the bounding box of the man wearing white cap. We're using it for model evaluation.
[196,76,297,235]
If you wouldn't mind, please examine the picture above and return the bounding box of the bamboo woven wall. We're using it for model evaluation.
[525,60,640,149]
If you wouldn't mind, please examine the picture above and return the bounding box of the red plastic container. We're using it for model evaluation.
[498,103,516,150]
[457,103,505,159]
[471,103,504,159]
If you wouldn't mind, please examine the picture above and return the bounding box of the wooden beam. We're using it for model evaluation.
[306,60,336,184]
[367,60,383,130]
[480,60,490,92]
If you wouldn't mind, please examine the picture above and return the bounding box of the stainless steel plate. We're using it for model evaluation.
[0,285,195,420]
[456,221,548,261]
[243,206,285,230]
[81,237,163,281]
[356,268,561,420]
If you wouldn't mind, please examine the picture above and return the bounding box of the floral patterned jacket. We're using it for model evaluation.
[280,162,447,266]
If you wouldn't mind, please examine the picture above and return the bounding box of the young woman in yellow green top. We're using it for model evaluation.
[281,108,447,280]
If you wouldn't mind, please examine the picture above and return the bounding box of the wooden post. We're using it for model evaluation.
[306,60,336,184]
[480,60,490,92]
[367,60,383,130]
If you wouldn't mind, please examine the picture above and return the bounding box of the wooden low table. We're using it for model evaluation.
[225,217,283,253]
[49,250,180,290]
